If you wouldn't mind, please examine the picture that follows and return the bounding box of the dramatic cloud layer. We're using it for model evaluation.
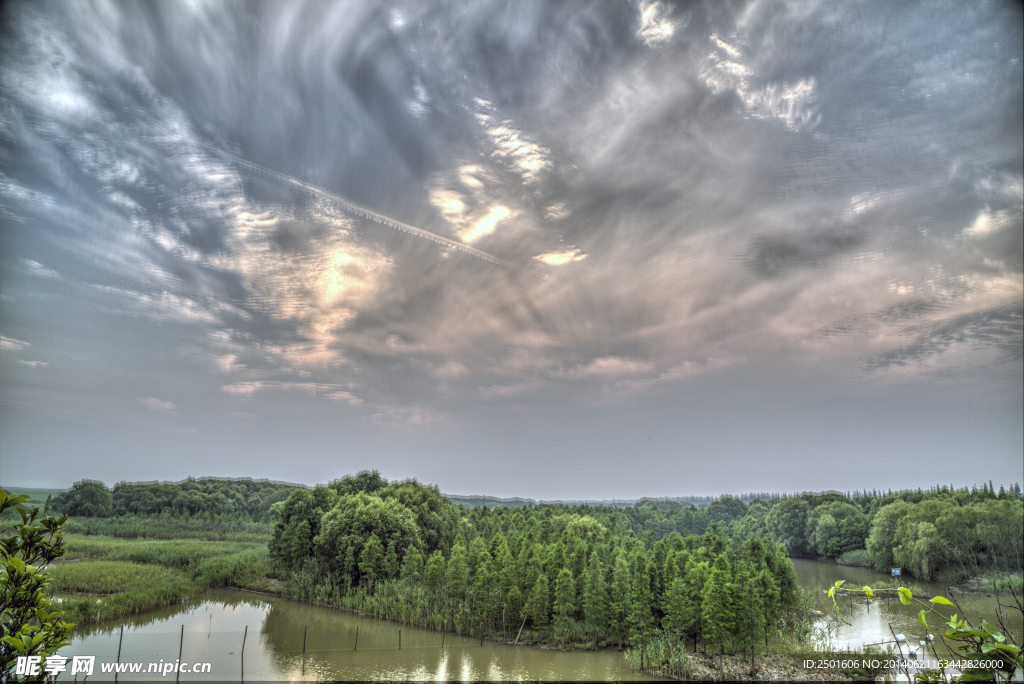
[1,0,1020,497]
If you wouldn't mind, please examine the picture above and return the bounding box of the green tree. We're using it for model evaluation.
[628,552,656,646]
[383,540,399,579]
[527,572,550,628]
[610,548,632,648]
[447,541,469,601]
[1,490,75,681]
[314,492,421,584]
[661,577,688,637]
[48,480,112,518]
[733,561,765,673]
[400,546,424,581]
[702,554,733,663]
[553,567,576,645]
[425,550,446,595]
[581,553,608,643]
[765,498,811,557]
[359,533,384,588]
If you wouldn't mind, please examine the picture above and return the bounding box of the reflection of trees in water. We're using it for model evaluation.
[69,590,271,639]
[261,599,361,659]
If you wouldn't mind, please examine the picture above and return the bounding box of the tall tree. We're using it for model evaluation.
[628,551,656,645]
[581,553,609,645]
[701,554,733,664]
[553,567,576,646]
[610,547,632,649]
[528,572,551,628]
[401,545,424,581]
[359,533,384,588]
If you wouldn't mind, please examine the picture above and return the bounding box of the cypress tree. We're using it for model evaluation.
[384,540,399,579]
[610,548,631,649]
[582,553,609,642]
[529,572,551,627]
[401,546,424,581]
[360,533,384,589]
[553,567,576,645]
[628,552,656,646]
[425,550,446,594]
[702,554,732,664]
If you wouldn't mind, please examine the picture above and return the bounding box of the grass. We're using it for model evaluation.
[47,560,188,595]
[46,534,279,624]
[62,516,273,543]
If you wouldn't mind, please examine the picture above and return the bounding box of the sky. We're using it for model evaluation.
[1,0,1021,500]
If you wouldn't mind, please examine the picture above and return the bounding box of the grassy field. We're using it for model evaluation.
[47,560,188,595]
[47,533,280,624]
[63,516,273,542]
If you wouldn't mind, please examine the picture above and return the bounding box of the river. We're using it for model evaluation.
[792,559,1023,653]
[52,589,663,681]
[48,562,1021,681]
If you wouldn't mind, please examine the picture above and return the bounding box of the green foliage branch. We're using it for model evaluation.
[1,489,75,682]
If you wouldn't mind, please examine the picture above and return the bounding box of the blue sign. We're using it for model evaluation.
[892,568,901,576]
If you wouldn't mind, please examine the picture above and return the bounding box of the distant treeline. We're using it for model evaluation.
[44,476,1022,581]
[48,477,299,524]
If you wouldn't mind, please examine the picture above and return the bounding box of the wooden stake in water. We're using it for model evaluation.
[303,625,307,653]
[241,625,248,683]
[399,628,401,650]
[354,625,359,651]
[441,629,445,648]
[114,625,124,683]
[176,625,183,683]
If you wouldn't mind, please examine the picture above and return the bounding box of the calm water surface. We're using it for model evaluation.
[792,559,1023,653]
[55,589,663,681]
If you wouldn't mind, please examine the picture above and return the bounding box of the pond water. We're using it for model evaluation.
[54,589,663,681]
[46,562,1020,681]
[792,559,1023,654]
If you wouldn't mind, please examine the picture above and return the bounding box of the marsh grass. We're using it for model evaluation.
[51,535,274,623]
[47,560,187,595]
[63,517,272,543]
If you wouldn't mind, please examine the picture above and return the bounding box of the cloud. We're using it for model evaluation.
[562,356,656,378]
[702,33,820,131]
[17,359,48,368]
[636,1,680,48]
[141,397,177,412]
[21,259,61,279]
[533,247,586,265]
[963,208,1015,238]
[0,336,30,351]
[369,407,449,429]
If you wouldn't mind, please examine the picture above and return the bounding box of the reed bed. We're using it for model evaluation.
[63,516,273,543]
[50,535,274,624]
[47,560,188,595]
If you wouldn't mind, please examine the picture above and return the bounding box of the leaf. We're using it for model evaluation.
[898,587,913,606]
[981,620,1004,642]
[834,580,845,588]
[919,609,928,629]
[930,595,954,606]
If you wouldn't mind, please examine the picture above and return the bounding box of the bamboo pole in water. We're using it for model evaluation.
[176,625,183,684]
[115,625,124,684]
[302,626,307,653]
[241,625,248,683]
[354,625,359,651]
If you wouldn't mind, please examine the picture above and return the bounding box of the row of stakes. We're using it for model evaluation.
[107,621,489,683]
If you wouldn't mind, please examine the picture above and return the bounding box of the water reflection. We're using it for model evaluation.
[56,589,662,681]
[792,559,1023,652]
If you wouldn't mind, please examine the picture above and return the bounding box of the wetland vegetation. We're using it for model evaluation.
[4,474,1021,680]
